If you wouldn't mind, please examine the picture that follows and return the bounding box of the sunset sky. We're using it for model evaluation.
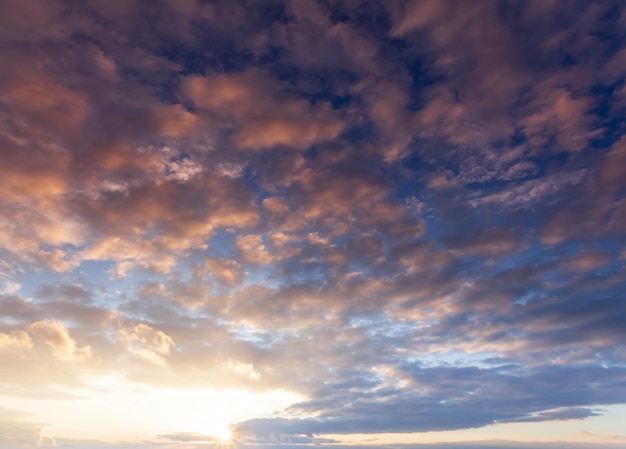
[1,1,626,448]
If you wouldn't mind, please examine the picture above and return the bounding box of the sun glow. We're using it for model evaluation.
[181,412,232,443]
[214,426,232,443]
[0,375,301,443]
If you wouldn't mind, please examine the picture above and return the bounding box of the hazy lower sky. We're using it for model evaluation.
[1,1,626,448]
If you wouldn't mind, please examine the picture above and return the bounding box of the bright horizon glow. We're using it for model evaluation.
[0,377,302,443]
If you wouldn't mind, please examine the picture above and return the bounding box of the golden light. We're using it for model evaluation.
[213,426,232,443]
[0,375,301,443]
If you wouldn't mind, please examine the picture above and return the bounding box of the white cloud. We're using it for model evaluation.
[470,170,588,208]
[216,162,246,178]
[0,280,21,295]
[28,319,91,361]
[0,331,33,351]
[118,323,175,366]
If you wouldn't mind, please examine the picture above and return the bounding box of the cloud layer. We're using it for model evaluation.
[1,0,626,447]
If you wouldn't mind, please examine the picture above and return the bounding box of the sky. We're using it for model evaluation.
[1,0,626,448]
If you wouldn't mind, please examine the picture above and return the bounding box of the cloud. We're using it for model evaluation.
[469,170,588,208]
[0,331,33,351]
[28,319,91,361]
[118,324,175,366]
[0,406,56,448]
[156,432,222,443]
[202,257,244,286]
[0,0,625,445]
[577,430,626,442]
[233,363,624,435]
[236,234,280,265]
[520,80,601,153]
[183,70,344,150]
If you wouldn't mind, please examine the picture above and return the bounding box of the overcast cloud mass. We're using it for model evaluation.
[1,1,626,448]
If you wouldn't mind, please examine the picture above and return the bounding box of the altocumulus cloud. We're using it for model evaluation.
[0,0,626,448]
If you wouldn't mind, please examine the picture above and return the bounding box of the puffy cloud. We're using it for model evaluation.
[236,234,278,265]
[0,331,32,351]
[28,319,91,361]
[228,359,261,380]
[118,324,175,366]
[184,70,344,150]
[203,257,244,285]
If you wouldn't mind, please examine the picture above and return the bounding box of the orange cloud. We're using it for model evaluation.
[184,70,343,150]
[28,319,91,361]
